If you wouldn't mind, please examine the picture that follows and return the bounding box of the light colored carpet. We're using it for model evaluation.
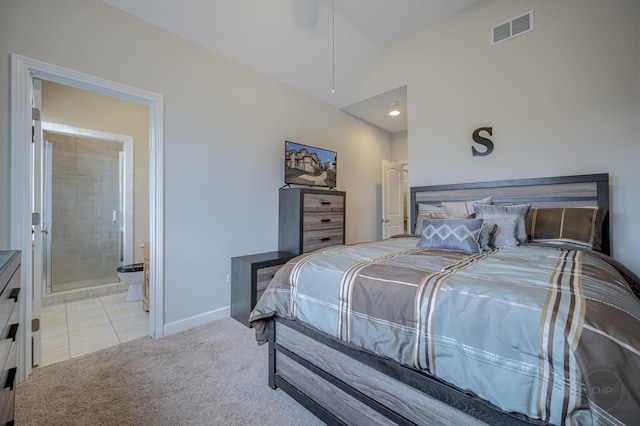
[16,317,324,426]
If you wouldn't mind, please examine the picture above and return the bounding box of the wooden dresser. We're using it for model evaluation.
[278,188,346,255]
[0,251,20,425]
[230,251,295,327]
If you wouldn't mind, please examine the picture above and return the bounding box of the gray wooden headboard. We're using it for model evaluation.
[410,173,610,254]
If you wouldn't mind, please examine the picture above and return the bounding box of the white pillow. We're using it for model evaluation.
[442,196,492,216]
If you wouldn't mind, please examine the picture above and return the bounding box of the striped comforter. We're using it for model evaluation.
[249,237,640,425]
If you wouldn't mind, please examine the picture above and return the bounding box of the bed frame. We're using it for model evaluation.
[410,173,610,255]
[266,173,610,425]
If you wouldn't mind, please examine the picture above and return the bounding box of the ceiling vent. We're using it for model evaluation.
[491,10,534,45]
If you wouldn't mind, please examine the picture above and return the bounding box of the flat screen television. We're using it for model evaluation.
[284,141,337,188]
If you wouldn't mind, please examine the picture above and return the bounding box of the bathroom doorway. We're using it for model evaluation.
[11,54,165,381]
[35,80,149,366]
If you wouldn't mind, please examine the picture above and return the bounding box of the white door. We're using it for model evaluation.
[31,78,43,367]
[382,160,405,238]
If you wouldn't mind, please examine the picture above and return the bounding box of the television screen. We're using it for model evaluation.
[284,141,337,188]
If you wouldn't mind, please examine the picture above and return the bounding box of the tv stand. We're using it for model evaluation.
[278,187,346,255]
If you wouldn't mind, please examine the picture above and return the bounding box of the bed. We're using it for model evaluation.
[249,173,640,425]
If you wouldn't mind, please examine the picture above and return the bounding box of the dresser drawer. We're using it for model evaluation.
[0,271,19,334]
[0,387,14,425]
[0,340,16,380]
[0,251,19,426]
[0,370,15,424]
[303,212,344,231]
[303,193,344,212]
[303,228,344,253]
[0,338,17,422]
[0,306,18,373]
[256,264,283,293]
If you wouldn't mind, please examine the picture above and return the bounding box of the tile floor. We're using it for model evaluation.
[39,292,149,367]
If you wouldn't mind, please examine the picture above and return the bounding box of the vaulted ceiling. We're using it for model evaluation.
[101,0,481,133]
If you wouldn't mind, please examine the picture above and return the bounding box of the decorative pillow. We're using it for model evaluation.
[442,196,492,216]
[526,207,607,251]
[481,216,519,248]
[415,204,445,234]
[429,212,475,219]
[418,203,444,215]
[478,223,498,251]
[414,214,431,234]
[415,212,473,233]
[474,203,531,243]
[416,218,484,254]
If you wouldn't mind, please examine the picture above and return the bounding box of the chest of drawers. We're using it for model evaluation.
[278,188,346,255]
[0,251,20,426]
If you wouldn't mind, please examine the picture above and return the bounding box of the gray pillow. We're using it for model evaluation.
[414,213,431,234]
[416,218,483,254]
[482,216,519,247]
[474,203,531,243]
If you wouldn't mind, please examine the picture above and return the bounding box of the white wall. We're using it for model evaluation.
[391,131,408,162]
[0,0,391,328]
[352,0,640,275]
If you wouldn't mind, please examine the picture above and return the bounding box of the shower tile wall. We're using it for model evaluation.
[46,132,123,292]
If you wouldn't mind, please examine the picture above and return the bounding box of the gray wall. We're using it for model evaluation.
[0,0,391,330]
[352,0,640,275]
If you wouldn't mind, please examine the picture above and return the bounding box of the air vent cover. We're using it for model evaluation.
[491,10,534,45]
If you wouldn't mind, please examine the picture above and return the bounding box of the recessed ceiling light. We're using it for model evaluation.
[388,102,400,116]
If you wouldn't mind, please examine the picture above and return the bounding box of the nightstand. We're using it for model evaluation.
[230,251,296,327]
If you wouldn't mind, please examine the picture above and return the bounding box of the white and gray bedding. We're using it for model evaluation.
[250,237,640,425]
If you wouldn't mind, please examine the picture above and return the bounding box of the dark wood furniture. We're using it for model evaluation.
[0,251,20,426]
[265,173,610,425]
[231,251,295,327]
[278,188,346,255]
[410,172,610,255]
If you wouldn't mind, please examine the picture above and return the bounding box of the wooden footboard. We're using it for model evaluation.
[268,318,533,426]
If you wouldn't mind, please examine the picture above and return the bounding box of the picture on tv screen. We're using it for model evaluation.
[284,141,337,188]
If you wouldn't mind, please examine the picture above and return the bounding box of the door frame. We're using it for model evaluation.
[10,54,165,382]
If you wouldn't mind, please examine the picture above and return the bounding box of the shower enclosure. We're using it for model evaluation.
[41,124,134,304]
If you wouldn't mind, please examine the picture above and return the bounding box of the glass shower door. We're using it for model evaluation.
[43,132,123,293]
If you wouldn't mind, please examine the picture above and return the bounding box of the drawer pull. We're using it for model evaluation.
[320,201,331,205]
[8,324,18,341]
[9,288,20,302]
[5,367,16,390]
[320,219,331,223]
[320,237,331,242]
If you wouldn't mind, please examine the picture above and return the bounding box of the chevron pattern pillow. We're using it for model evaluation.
[416,218,484,253]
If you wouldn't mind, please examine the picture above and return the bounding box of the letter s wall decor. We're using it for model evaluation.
[472,127,494,156]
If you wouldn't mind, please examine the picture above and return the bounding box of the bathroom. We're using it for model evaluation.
[38,80,150,365]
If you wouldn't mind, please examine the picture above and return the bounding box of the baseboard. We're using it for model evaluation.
[163,305,230,336]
